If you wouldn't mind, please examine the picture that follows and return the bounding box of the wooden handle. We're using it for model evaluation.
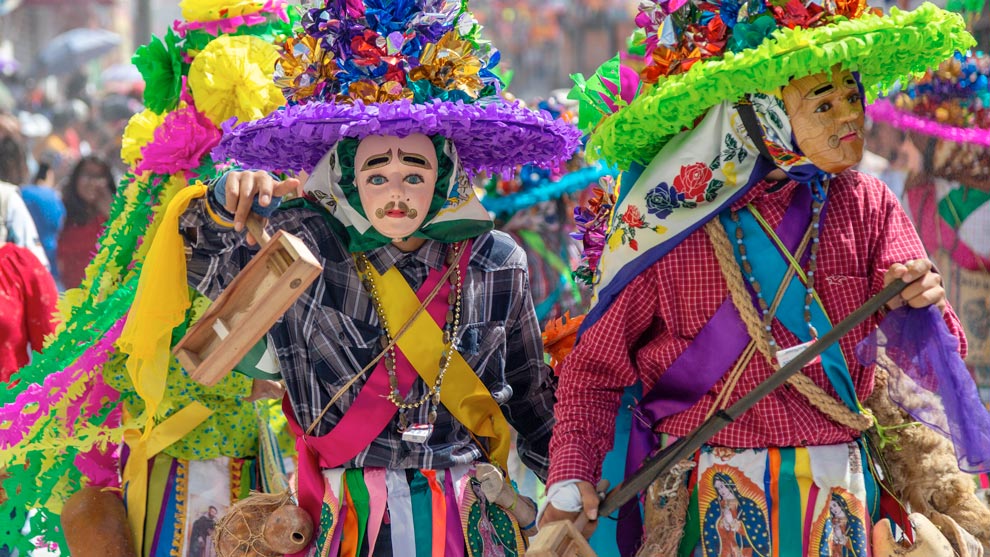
[245,213,272,247]
[566,478,608,534]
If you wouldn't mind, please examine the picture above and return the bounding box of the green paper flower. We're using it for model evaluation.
[132,28,185,114]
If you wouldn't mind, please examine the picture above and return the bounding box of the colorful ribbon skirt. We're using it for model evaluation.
[308,465,526,557]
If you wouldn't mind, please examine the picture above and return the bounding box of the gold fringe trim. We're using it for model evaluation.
[171,458,189,557]
[230,457,244,503]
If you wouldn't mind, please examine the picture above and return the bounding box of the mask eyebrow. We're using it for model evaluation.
[398,148,433,169]
[807,82,836,98]
[361,150,392,170]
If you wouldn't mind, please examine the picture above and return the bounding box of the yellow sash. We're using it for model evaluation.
[117,185,214,550]
[367,263,512,472]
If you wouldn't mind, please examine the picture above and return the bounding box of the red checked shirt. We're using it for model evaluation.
[548,170,968,485]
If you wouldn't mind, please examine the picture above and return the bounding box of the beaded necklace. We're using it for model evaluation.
[729,180,828,362]
[355,241,465,433]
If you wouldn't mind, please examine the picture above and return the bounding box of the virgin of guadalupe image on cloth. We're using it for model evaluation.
[184,458,238,557]
[460,474,526,557]
[810,488,869,557]
[700,466,771,557]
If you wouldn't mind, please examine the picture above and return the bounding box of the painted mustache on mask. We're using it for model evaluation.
[375,201,419,219]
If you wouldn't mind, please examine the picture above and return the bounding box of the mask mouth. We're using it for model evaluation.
[827,124,862,148]
[839,125,863,143]
[380,200,411,218]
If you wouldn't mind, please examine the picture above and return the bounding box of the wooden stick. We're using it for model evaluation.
[598,277,912,518]
[246,214,294,274]
[245,213,272,248]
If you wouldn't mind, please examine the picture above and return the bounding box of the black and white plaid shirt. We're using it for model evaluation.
[180,192,556,479]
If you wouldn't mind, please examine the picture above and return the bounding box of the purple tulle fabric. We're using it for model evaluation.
[856,306,990,473]
[213,98,582,175]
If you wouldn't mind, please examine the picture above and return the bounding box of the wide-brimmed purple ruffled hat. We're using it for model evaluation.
[214,0,581,175]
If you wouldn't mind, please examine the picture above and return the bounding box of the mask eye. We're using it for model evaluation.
[405,174,424,185]
[368,175,387,186]
[814,101,832,114]
[847,93,861,105]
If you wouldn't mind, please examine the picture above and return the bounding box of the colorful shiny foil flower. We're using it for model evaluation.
[344,79,412,103]
[634,0,869,83]
[275,33,340,104]
[408,31,485,98]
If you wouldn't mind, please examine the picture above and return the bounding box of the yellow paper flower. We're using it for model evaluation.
[179,0,266,22]
[120,109,166,165]
[188,35,285,126]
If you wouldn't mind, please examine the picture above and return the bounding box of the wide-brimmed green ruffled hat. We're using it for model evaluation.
[575,1,975,170]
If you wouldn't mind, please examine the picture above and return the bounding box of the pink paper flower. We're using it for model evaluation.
[135,104,221,176]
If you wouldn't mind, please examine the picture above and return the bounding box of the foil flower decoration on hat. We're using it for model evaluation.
[411,33,481,91]
[274,34,338,103]
[218,0,582,176]
[571,179,616,286]
[275,0,502,105]
[893,52,990,130]
[636,0,878,83]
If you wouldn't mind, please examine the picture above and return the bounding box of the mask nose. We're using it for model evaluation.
[838,98,862,125]
[381,170,405,196]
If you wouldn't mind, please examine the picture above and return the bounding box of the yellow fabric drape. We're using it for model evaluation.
[116,184,214,549]
[121,403,212,549]
[368,264,511,472]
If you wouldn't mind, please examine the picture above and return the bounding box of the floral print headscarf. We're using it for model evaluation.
[583,91,829,330]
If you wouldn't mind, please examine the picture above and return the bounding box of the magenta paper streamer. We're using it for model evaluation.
[0,317,125,451]
[72,383,123,488]
[867,100,990,148]
[172,0,290,36]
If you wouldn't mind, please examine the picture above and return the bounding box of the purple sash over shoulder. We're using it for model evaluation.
[617,185,814,555]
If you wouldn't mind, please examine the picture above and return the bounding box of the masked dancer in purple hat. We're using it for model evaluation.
[178,1,581,555]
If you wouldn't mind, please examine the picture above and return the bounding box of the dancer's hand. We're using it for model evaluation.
[883,259,946,312]
[245,379,285,402]
[223,170,300,241]
[540,480,600,539]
